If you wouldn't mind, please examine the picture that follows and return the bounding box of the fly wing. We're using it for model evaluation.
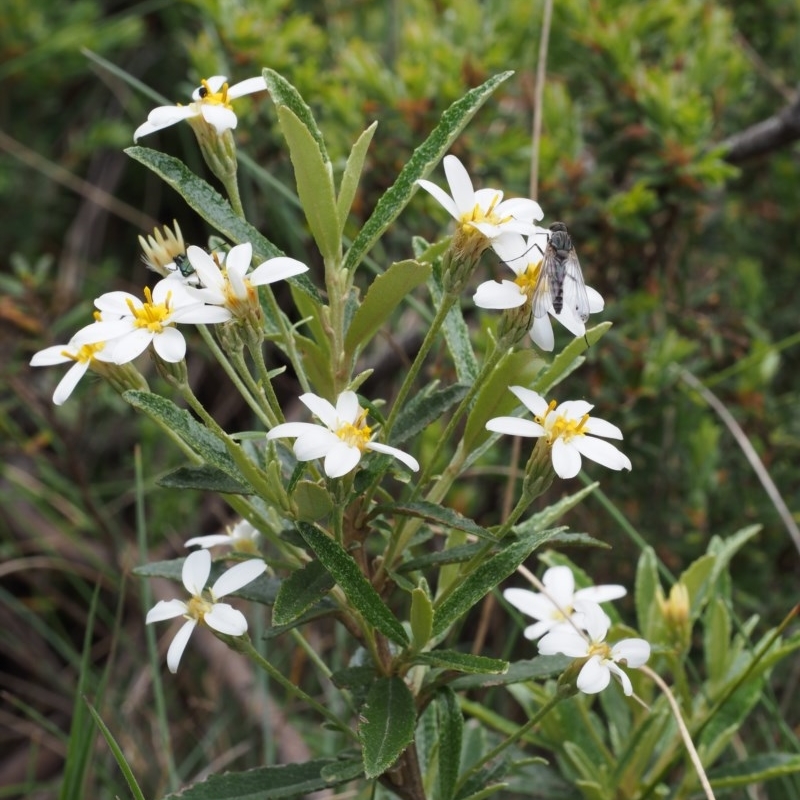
[559,248,590,323]
[531,245,557,318]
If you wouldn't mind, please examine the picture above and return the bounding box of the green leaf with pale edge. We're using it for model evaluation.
[297,523,409,646]
[343,71,513,272]
[412,650,508,674]
[277,105,340,264]
[262,68,329,164]
[319,759,364,783]
[429,273,479,383]
[449,655,571,690]
[337,121,378,231]
[379,500,496,541]
[273,560,335,625]
[410,587,433,649]
[162,758,349,799]
[345,259,431,357]
[391,382,469,446]
[157,465,251,495]
[463,349,546,452]
[358,677,416,779]
[436,688,463,800]
[123,391,244,481]
[533,321,611,395]
[512,482,599,535]
[432,532,552,637]
[634,546,663,644]
[124,146,321,304]
[455,760,509,800]
[707,753,800,789]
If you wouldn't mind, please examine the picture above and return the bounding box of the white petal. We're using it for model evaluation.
[146,599,188,623]
[53,361,90,405]
[503,587,558,622]
[367,442,420,471]
[557,399,594,418]
[473,280,527,309]
[550,306,586,338]
[583,417,624,440]
[182,549,211,596]
[492,231,536,264]
[551,439,582,479]
[228,76,268,99]
[172,305,232,324]
[201,104,237,133]
[523,620,555,639]
[108,329,153,364]
[574,599,610,641]
[152,327,186,363]
[529,314,555,351]
[335,391,361,423]
[485,417,545,438]
[586,286,605,313]
[205,603,248,635]
[323,441,362,478]
[224,243,253,278]
[496,197,544,223]
[166,619,197,673]
[30,344,73,366]
[148,105,197,127]
[299,393,339,429]
[293,428,341,461]
[577,656,612,694]
[443,155,476,215]
[94,290,141,315]
[612,638,651,668]
[416,179,460,220]
[542,566,576,607]
[249,257,309,285]
[606,661,633,695]
[267,421,323,440]
[508,386,549,417]
[572,436,632,472]
[186,246,225,291]
[211,558,266,598]
[537,629,589,658]
[193,76,228,99]
[575,584,627,604]
[185,534,235,548]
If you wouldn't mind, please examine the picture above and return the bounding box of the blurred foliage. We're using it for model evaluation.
[2,0,800,796]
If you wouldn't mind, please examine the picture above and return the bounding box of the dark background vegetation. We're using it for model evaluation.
[2,0,799,796]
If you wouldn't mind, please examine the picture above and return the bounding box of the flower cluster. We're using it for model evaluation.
[506,566,650,696]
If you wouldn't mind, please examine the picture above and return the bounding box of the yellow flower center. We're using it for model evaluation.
[336,409,372,451]
[64,341,104,364]
[536,400,591,444]
[458,191,512,235]
[514,261,543,299]
[197,78,231,108]
[186,593,214,623]
[587,641,612,660]
[128,286,174,333]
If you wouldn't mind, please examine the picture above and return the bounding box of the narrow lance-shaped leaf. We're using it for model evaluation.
[297,522,409,646]
[359,677,417,779]
[276,105,340,265]
[379,500,497,541]
[428,268,478,383]
[124,146,322,304]
[273,560,335,625]
[436,687,463,800]
[344,259,431,359]
[337,121,378,232]
[343,71,514,273]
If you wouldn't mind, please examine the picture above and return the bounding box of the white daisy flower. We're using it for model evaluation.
[145,549,266,673]
[504,565,626,640]
[537,599,651,695]
[485,386,632,479]
[30,338,107,406]
[71,278,231,364]
[134,75,268,141]
[267,391,419,478]
[185,519,261,554]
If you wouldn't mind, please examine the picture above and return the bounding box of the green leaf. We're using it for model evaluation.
[337,121,378,232]
[380,500,497,541]
[122,391,243,481]
[429,273,479,383]
[412,650,508,675]
[277,105,340,264]
[462,348,547,452]
[450,655,570,690]
[273,560,335,625]
[262,68,329,164]
[704,596,731,688]
[432,532,554,637]
[319,758,364,784]
[343,71,514,272]
[707,753,800,789]
[293,480,334,521]
[296,522,409,646]
[435,687,463,800]
[410,586,434,650]
[345,259,431,358]
[157,465,252,495]
[162,758,348,799]
[699,677,764,764]
[532,321,613,396]
[512,482,599,536]
[635,546,663,642]
[124,147,321,303]
[390,382,470,446]
[359,677,417,779]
